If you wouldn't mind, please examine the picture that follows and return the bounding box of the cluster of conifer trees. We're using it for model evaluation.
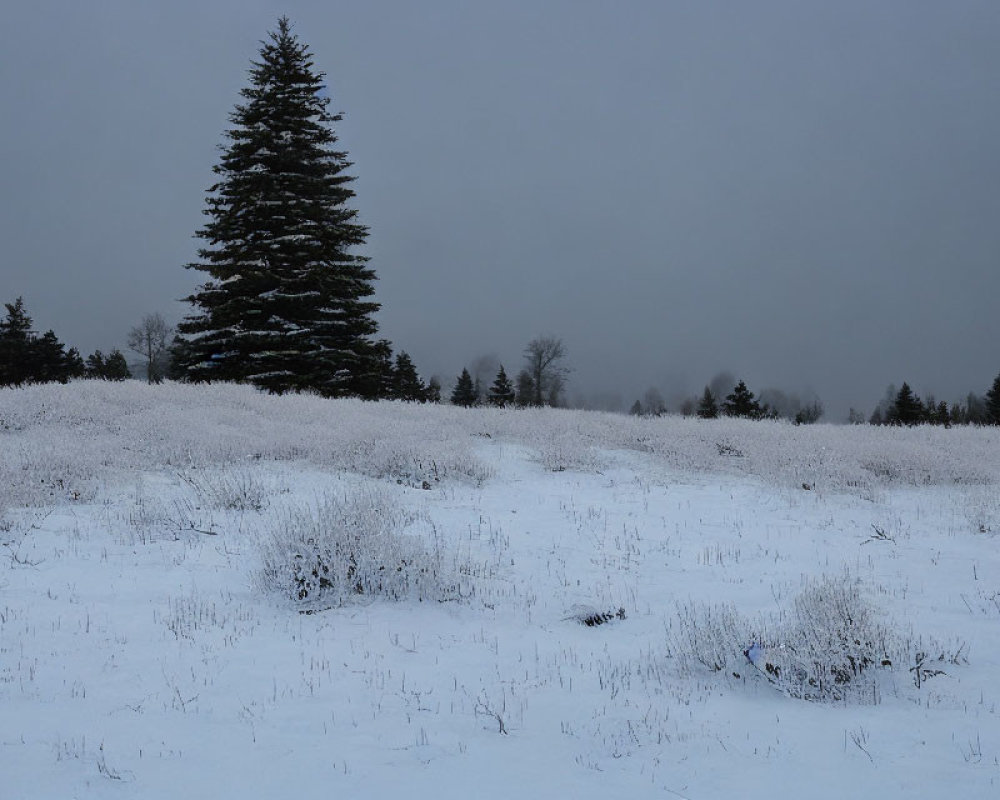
[863,380,1000,426]
[0,297,129,387]
[672,380,824,424]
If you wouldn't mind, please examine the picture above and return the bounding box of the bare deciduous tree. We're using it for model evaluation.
[127,313,172,384]
[522,336,569,407]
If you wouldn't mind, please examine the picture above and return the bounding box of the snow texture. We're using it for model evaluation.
[1,381,998,798]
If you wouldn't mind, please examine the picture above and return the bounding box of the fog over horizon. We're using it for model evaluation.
[3,1,998,420]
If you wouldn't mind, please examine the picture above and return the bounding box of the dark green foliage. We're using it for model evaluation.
[0,297,35,386]
[176,17,379,397]
[0,297,78,386]
[986,373,1000,425]
[64,347,86,379]
[722,380,764,419]
[104,349,131,380]
[889,382,923,426]
[391,351,426,402]
[629,399,643,416]
[85,350,106,378]
[85,349,131,381]
[487,365,515,407]
[31,330,71,384]
[358,339,394,400]
[450,368,476,407]
[936,400,951,428]
[696,386,719,419]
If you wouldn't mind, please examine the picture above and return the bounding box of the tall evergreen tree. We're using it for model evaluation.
[176,17,379,396]
[986,372,1000,425]
[889,382,923,426]
[0,297,35,386]
[696,386,718,419]
[450,368,476,407]
[392,351,426,402]
[31,330,71,384]
[487,365,515,407]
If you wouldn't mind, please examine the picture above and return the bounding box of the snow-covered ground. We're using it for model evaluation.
[2,382,999,798]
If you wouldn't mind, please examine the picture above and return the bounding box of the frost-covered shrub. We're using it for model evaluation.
[670,574,896,702]
[255,490,447,606]
[779,574,893,700]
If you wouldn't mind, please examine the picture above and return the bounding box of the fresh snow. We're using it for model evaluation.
[1,382,998,798]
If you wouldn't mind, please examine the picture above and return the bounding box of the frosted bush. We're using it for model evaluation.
[671,573,897,702]
[255,489,448,607]
[779,574,893,700]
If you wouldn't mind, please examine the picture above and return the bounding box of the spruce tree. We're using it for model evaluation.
[889,382,923,426]
[85,350,107,379]
[392,352,426,402]
[0,297,35,386]
[103,349,131,381]
[722,380,762,419]
[177,17,379,397]
[986,372,1000,425]
[31,330,70,384]
[936,400,951,428]
[450,368,476,407]
[696,386,718,419]
[64,347,86,379]
[487,365,515,407]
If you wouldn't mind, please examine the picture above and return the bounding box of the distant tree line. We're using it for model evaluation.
[0,297,130,386]
[630,370,1000,427]
[631,376,824,424]
[448,336,570,409]
[860,379,1000,427]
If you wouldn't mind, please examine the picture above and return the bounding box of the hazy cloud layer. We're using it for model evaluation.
[3,1,998,418]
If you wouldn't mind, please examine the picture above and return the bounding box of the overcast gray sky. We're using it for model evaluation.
[2,0,999,418]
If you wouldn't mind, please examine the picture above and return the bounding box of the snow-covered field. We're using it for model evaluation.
[2,381,999,798]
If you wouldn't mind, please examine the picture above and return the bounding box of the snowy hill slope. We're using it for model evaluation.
[1,382,998,798]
